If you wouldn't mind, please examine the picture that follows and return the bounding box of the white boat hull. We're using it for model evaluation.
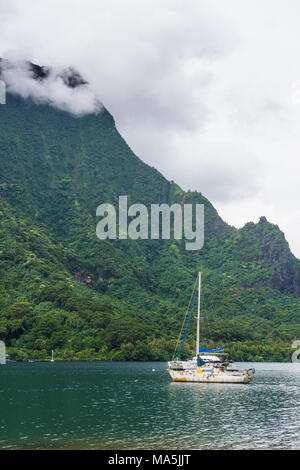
[168,367,254,384]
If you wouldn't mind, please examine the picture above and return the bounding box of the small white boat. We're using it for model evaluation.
[50,350,54,362]
[168,272,255,384]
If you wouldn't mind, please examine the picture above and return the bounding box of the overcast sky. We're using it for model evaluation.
[1,0,300,257]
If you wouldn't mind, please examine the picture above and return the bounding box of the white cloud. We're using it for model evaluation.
[1,59,102,115]
[0,0,300,257]
[0,1,236,125]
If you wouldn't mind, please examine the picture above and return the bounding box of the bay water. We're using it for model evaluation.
[0,361,299,450]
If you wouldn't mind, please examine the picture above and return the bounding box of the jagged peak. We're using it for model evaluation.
[258,216,268,224]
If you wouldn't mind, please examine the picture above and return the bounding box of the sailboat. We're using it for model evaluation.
[50,350,54,362]
[168,272,255,383]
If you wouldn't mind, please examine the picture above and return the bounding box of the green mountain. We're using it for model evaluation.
[0,90,299,362]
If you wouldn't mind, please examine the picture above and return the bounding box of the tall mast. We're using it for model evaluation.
[196,271,202,357]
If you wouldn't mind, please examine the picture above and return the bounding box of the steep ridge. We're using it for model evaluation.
[0,86,299,362]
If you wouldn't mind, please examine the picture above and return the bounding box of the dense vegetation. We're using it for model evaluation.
[0,93,299,362]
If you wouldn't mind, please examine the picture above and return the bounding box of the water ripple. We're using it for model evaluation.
[0,362,299,449]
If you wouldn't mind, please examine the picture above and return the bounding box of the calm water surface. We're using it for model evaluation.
[0,361,299,449]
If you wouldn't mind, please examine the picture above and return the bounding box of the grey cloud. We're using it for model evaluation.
[172,142,263,203]
[0,0,237,128]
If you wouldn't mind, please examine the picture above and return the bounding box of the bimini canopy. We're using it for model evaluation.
[199,347,224,353]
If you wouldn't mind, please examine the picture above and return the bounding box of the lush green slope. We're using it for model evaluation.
[0,93,299,362]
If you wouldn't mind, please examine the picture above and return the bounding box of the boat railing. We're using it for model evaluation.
[168,360,195,370]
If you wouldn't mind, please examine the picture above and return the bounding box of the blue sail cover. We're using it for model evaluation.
[199,347,224,353]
